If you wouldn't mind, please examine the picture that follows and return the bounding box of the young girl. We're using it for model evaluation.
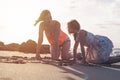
[34,10,71,60]
[67,19,114,64]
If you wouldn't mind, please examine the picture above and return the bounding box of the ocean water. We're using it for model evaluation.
[0,51,50,58]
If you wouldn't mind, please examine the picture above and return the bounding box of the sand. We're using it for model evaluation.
[0,62,120,80]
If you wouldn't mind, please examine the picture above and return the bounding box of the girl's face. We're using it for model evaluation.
[68,26,76,34]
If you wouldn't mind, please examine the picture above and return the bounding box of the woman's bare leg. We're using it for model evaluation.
[61,40,71,60]
[50,45,60,60]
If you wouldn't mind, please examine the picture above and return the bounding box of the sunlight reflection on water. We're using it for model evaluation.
[0,51,50,57]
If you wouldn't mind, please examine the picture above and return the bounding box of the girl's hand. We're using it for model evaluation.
[81,59,88,64]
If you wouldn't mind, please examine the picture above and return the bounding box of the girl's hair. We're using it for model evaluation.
[68,19,80,31]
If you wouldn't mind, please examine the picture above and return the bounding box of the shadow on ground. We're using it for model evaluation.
[52,62,120,80]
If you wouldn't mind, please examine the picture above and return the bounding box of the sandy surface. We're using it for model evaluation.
[0,62,120,80]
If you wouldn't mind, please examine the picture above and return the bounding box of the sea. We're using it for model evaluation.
[0,51,50,58]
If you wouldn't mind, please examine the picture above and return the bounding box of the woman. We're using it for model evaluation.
[34,10,71,60]
[67,19,114,64]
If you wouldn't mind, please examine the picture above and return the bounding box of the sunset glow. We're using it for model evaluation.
[0,0,120,48]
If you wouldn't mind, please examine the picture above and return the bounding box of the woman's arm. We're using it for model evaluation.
[36,23,44,59]
[52,21,60,59]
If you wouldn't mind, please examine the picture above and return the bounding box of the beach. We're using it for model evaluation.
[0,51,120,80]
[0,62,120,80]
[0,0,120,79]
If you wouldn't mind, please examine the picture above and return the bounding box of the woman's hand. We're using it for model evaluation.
[35,53,42,60]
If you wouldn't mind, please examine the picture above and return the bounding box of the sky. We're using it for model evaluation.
[0,0,120,48]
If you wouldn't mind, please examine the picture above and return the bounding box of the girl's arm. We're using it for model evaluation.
[79,30,87,63]
[80,42,86,63]
[73,41,79,61]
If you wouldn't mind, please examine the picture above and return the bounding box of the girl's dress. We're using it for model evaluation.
[76,30,113,63]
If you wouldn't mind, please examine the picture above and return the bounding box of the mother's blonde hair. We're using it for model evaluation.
[34,10,52,26]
